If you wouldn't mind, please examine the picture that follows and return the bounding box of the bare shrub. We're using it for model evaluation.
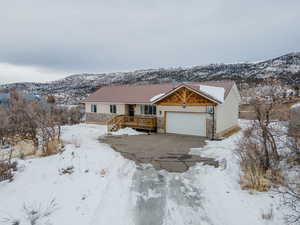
[261,207,274,220]
[0,143,17,182]
[276,137,300,224]
[1,199,58,225]
[68,106,84,124]
[0,106,10,146]
[41,138,63,157]
[1,93,82,159]
[235,80,288,191]
[279,182,300,225]
[239,164,270,192]
[23,199,58,225]
[0,92,67,157]
[286,137,300,166]
[236,122,284,191]
[0,160,17,182]
[0,217,20,225]
[53,106,83,126]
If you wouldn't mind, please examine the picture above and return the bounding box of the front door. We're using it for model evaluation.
[128,105,135,117]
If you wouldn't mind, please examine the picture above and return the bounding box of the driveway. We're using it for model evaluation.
[100,133,218,172]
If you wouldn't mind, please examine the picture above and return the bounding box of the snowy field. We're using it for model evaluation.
[0,122,286,225]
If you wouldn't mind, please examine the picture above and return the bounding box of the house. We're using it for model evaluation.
[83,80,241,138]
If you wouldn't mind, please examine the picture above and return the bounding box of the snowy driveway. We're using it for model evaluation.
[0,123,285,225]
[100,134,218,172]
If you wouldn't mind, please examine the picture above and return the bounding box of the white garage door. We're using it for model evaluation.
[166,112,206,136]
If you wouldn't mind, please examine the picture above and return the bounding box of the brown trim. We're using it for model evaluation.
[156,86,218,106]
[84,101,153,105]
[164,111,208,114]
[158,103,216,106]
[153,84,221,105]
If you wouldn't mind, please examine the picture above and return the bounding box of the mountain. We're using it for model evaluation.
[1,52,300,104]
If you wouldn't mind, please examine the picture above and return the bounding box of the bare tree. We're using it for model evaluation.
[235,79,286,191]
[6,92,62,155]
[8,92,39,152]
[0,91,84,160]
[248,79,286,170]
[0,106,10,145]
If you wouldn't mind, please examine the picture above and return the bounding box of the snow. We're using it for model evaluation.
[1,52,299,105]
[0,122,287,225]
[199,85,225,103]
[189,120,285,225]
[150,93,165,102]
[291,102,300,109]
[0,124,138,225]
[111,127,142,136]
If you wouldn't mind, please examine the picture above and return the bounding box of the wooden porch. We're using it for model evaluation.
[107,115,157,132]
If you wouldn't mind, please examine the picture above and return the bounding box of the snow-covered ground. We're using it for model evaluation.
[0,122,286,225]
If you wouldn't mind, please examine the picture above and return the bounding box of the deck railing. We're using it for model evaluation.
[107,115,157,132]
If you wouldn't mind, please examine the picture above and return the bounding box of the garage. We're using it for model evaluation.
[166,112,207,136]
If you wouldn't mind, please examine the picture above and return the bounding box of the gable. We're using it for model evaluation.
[231,83,241,103]
[156,87,217,106]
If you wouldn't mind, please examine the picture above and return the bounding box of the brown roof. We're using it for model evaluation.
[83,80,235,104]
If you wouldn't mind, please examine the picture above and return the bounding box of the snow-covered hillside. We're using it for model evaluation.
[0,122,287,225]
[1,52,300,104]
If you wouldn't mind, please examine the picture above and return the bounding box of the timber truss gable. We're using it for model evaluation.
[155,86,217,106]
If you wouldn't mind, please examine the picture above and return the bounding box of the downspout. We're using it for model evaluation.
[211,106,215,140]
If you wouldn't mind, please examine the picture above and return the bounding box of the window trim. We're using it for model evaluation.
[140,104,156,115]
[91,104,97,113]
[110,104,117,114]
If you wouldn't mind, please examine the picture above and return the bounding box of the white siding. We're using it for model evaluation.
[215,84,240,133]
[86,103,209,117]
[134,104,142,115]
[85,103,126,115]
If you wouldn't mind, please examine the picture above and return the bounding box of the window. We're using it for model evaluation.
[91,104,97,113]
[140,105,156,115]
[110,104,117,114]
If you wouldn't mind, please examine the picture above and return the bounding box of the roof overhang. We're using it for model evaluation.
[151,83,222,105]
[82,101,155,105]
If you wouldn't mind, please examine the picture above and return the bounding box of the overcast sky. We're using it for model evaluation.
[0,0,300,84]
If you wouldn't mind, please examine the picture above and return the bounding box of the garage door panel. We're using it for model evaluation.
[166,112,206,136]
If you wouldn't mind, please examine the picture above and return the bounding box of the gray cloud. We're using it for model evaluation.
[0,63,65,84]
[0,0,299,83]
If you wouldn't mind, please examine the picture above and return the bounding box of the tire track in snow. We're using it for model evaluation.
[89,157,136,225]
[131,165,167,225]
[131,165,214,225]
